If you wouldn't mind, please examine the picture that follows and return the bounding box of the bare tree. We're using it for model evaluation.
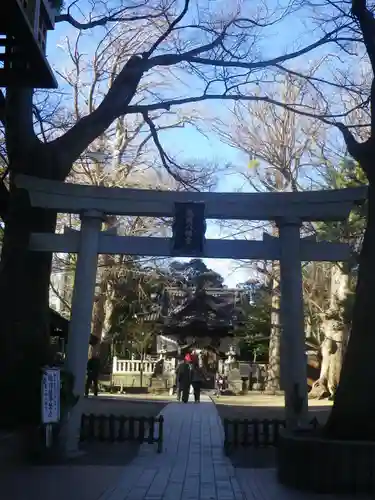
[215,74,326,391]
[47,25,200,351]
[216,73,324,193]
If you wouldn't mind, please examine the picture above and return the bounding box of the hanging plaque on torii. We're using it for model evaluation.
[171,202,206,257]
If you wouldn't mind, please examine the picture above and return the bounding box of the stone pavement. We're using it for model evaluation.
[98,395,363,500]
[99,394,242,500]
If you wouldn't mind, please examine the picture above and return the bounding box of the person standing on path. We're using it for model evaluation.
[175,358,184,401]
[215,372,224,396]
[176,353,192,403]
[190,357,206,403]
[85,354,100,397]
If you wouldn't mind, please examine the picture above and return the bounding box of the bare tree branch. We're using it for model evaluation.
[31,4,355,186]
[128,92,367,127]
[335,122,368,163]
[56,3,163,30]
[144,0,191,58]
[214,75,323,193]
[143,111,199,190]
[33,105,48,143]
[51,56,145,174]
[146,26,350,71]
[50,280,71,312]
[274,63,364,96]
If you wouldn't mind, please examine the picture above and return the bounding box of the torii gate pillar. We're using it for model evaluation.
[63,210,103,455]
[278,218,308,427]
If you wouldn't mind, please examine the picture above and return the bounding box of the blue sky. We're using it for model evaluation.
[45,1,345,287]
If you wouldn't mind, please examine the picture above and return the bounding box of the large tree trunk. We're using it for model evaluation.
[266,262,281,392]
[0,88,69,434]
[91,271,106,357]
[0,176,56,429]
[91,250,115,358]
[309,266,349,400]
[310,336,332,400]
[325,183,375,439]
[309,324,346,400]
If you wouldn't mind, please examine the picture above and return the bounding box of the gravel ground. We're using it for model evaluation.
[213,394,332,421]
[82,394,170,417]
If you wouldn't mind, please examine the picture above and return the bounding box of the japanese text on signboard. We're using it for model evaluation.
[171,202,206,257]
[41,368,60,424]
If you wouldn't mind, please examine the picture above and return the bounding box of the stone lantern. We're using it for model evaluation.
[223,345,236,375]
[158,346,167,360]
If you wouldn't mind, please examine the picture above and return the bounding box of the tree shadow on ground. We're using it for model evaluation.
[0,397,168,469]
[0,465,128,500]
[59,397,167,465]
[215,402,332,469]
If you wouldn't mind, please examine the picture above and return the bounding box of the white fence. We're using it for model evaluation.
[112,356,175,375]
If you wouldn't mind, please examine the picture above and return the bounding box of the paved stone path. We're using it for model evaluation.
[99,395,240,500]
[98,395,368,500]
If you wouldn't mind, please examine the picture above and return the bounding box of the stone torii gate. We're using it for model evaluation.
[16,175,366,454]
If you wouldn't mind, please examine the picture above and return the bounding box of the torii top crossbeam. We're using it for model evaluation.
[15,175,367,221]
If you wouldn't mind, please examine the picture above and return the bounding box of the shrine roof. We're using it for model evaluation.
[143,286,248,334]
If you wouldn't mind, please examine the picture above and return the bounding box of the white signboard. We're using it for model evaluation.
[41,367,61,424]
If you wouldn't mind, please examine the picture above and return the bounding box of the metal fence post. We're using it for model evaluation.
[157,415,164,453]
